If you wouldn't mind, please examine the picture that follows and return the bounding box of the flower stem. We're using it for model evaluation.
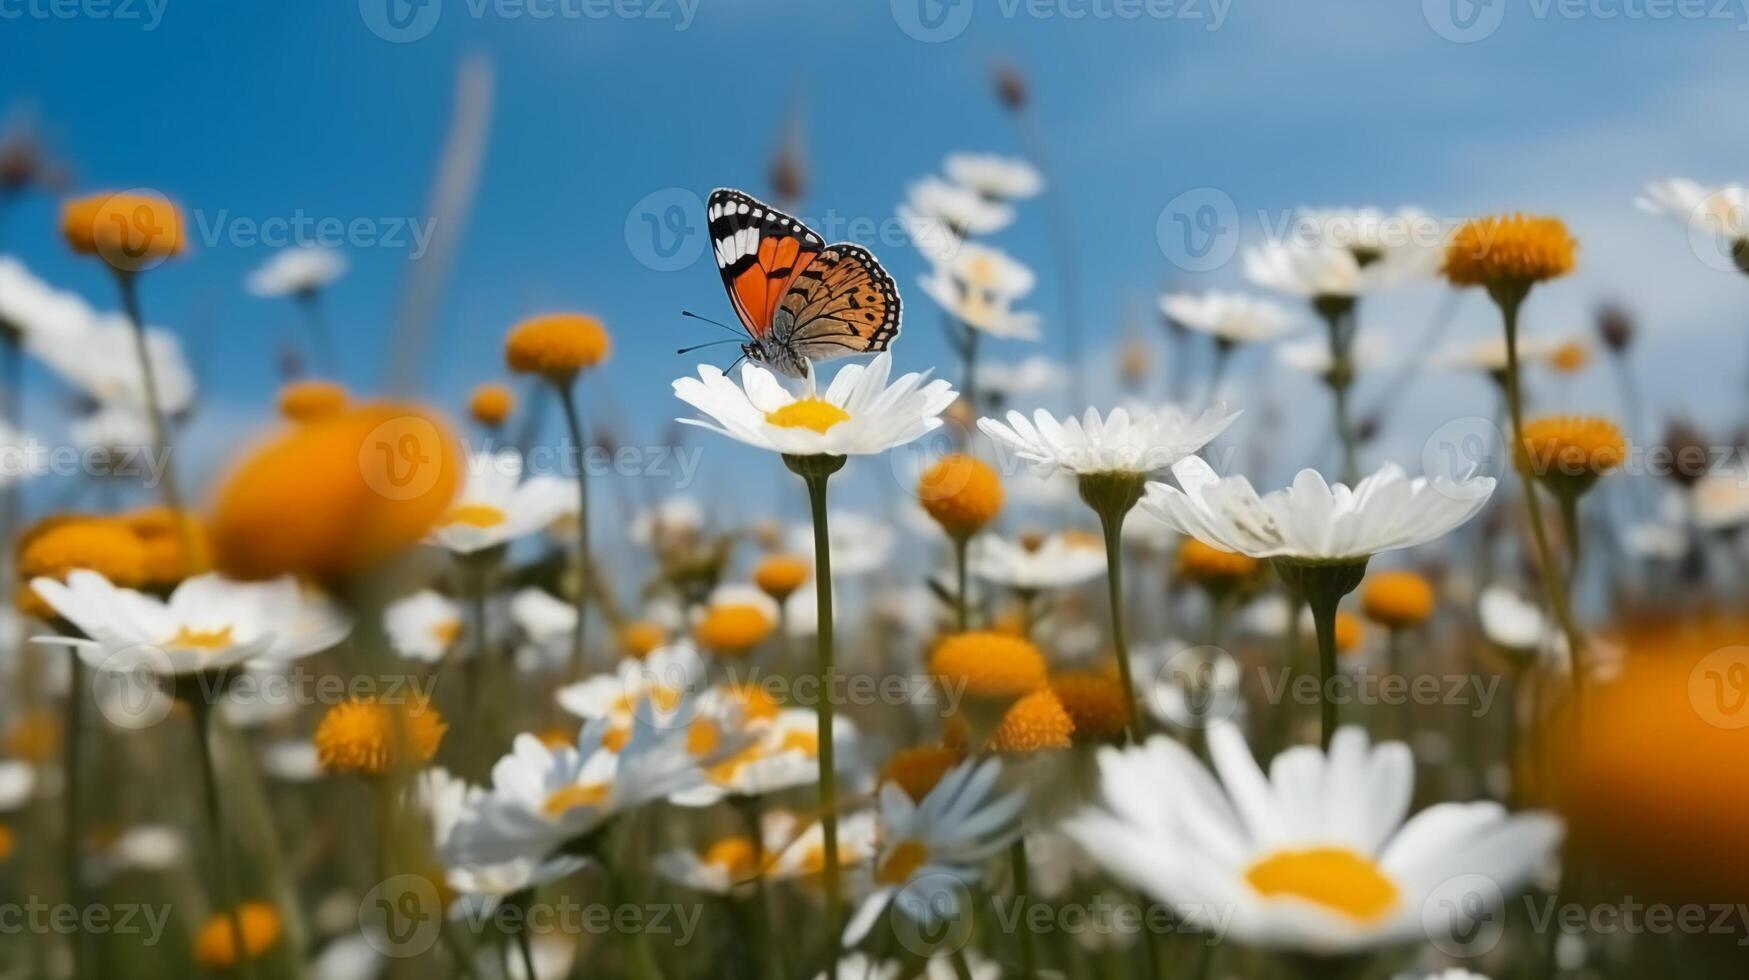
[513,913,538,980]
[1310,592,1340,751]
[556,382,592,679]
[61,654,86,980]
[953,535,970,632]
[191,697,256,980]
[1009,837,1039,977]
[803,468,843,974]
[1098,511,1143,743]
[115,272,185,517]
[1496,287,1587,724]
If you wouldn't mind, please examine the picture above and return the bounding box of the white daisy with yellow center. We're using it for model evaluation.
[841,758,1025,946]
[764,808,880,887]
[670,706,858,806]
[555,643,706,745]
[673,352,957,459]
[418,767,586,919]
[979,404,1239,478]
[1160,291,1294,347]
[384,589,464,663]
[969,531,1107,591]
[31,570,348,677]
[427,449,573,555]
[918,241,1040,339]
[1067,724,1562,954]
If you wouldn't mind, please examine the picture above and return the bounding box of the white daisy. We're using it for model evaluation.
[980,356,1068,401]
[385,590,464,663]
[1477,586,1549,655]
[766,808,881,886]
[670,706,857,806]
[842,758,1026,946]
[555,643,705,727]
[978,405,1239,478]
[787,511,895,578]
[1690,472,1749,531]
[1244,241,1399,300]
[901,176,1015,237]
[246,246,348,298]
[968,532,1106,591]
[31,312,196,414]
[629,496,705,548]
[1277,333,1391,376]
[31,571,349,677]
[0,255,93,348]
[1291,207,1445,279]
[418,767,586,916]
[1142,458,1495,563]
[1637,177,1749,244]
[943,153,1043,201]
[653,809,802,895]
[509,587,577,670]
[1160,291,1294,346]
[260,739,323,782]
[919,242,1041,339]
[0,760,35,811]
[1431,333,1564,374]
[1066,725,1562,954]
[427,450,573,555]
[674,353,958,459]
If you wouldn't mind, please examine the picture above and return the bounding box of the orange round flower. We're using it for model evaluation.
[468,382,516,428]
[193,902,281,969]
[209,403,462,582]
[313,696,447,776]
[1444,213,1576,290]
[1176,538,1259,591]
[753,554,810,601]
[17,518,149,619]
[694,604,774,656]
[917,454,1004,539]
[1518,415,1626,495]
[881,743,966,803]
[617,620,668,659]
[1361,571,1435,630]
[505,313,610,384]
[1549,340,1590,374]
[277,379,348,422]
[1333,611,1364,655]
[929,631,1047,700]
[987,688,1074,754]
[1050,671,1130,744]
[122,508,211,589]
[62,190,186,272]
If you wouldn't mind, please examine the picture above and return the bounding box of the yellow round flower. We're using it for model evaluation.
[313,696,447,776]
[753,553,810,601]
[1050,671,1130,744]
[694,604,774,656]
[209,403,462,582]
[1518,415,1627,495]
[1361,570,1435,630]
[505,313,611,384]
[122,507,211,589]
[193,902,282,970]
[703,836,760,880]
[17,518,149,619]
[881,743,966,803]
[1175,538,1259,590]
[277,379,349,422]
[1444,213,1576,290]
[62,190,186,272]
[468,382,516,428]
[3,710,58,762]
[0,823,13,863]
[929,631,1047,700]
[917,454,1004,539]
[1334,611,1364,656]
[1550,340,1590,374]
[617,620,668,659]
[987,688,1075,754]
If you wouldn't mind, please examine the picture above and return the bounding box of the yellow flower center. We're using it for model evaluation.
[704,836,758,879]
[431,618,463,646]
[929,631,1048,700]
[1244,848,1400,923]
[765,399,850,434]
[987,688,1075,754]
[166,625,236,651]
[542,782,612,818]
[312,697,447,777]
[875,840,932,885]
[442,503,509,529]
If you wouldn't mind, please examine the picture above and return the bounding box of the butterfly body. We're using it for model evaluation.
[706,188,901,378]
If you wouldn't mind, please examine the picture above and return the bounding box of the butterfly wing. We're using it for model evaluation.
[773,242,902,363]
[707,188,823,341]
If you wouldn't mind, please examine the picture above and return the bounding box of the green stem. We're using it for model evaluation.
[192,697,255,980]
[1009,838,1038,978]
[62,655,85,980]
[961,320,980,421]
[950,948,976,980]
[804,471,843,975]
[513,916,538,980]
[1557,489,1582,574]
[1309,592,1340,752]
[115,272,184,517]
[1497,288,1587,724]
[556,383,592,679]
[953,535,970,632]
[1099,511,1143,743]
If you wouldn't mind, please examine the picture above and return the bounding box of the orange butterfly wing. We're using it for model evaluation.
[776,243,902,362]
[708,189,822,340]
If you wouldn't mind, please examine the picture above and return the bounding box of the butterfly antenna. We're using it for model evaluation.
[722,351,749,374]
[676,338,743,356]
[681,310,743,335]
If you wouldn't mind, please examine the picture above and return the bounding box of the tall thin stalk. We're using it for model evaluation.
[191,697,255,980]
[801,466,843,976]
[1097,513,1142,742]
[115,273,184,516]
[556,383,592,678]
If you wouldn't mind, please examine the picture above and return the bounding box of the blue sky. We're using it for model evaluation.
[2,1,1747,517]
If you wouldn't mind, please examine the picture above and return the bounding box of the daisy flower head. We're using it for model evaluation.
[901,175,1015,238]
[968,531,1107,591]
[418,767,587,916]
[918,241,1041,339]
[1160,291,1294,347]
[943,152,1043,201]
[555,643,707,734]
[655,833,766,896]
[1291,206,1445,278]
[670,705,857,805]
[1066,724,1562,955]
[427,449,573,556]
[0,256,95,349]
[384,589,464,663]
[1278,332,1392,378]
[692,584,780,657]
[1516,415,1627,499]
[764,808,881,887]
[1143,458,1496,566]
[468,382,516,429]
[843,758,1027,947]
[753,552,811,601]
[246,245,347,298]
[675,352,957,463]
[1477,586,1550,657]
[314,695,447,776]
[31,570,349,678]
[916,453,1004,540]
[33,312,196,415]
[1443,213,1577,295]
[1244,239,1408,302]
[505,313,610,385]
[192,902,281,971]
[1637,177,1749,274]
[1361,570,1436,631]
[62,190,185,273]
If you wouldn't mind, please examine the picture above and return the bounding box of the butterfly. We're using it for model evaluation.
[701,188,901,378]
